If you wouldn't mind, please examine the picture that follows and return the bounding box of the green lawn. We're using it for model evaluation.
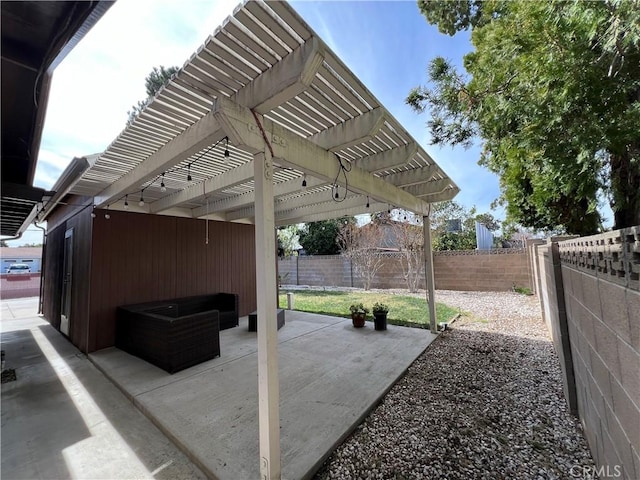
[277,290,459,328]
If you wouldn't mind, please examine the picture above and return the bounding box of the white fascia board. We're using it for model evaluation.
[352,143,417,173]
[308,107,385,151]
[94,112,225,207]
[212,96,430,215]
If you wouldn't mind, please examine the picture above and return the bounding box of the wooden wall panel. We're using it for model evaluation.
[88,210,256,352]
[66,206,93,352]
[42,226,64,329]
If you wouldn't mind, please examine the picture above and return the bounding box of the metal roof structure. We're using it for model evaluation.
[1,1,114,237]
[41,0,458,225]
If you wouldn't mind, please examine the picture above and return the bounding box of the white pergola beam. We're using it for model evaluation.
[225,191,366,222]
[421,187,460,202]
[403,178,453,197]
[191,176,326,217]
[212,96,430,215]
[94,113,225,207]
[276,202,388,226]
[236,37,324,113]
[352,143,417,173]
[382,166,438,188]
[308,107,385,151]
[149,162,255,213]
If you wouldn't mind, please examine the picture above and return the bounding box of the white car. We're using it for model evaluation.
[6,264,31,274]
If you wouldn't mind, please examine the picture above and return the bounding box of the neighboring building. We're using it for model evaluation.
[0,247,42,273]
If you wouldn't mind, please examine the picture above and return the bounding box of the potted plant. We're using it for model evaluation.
[349,303,369,328]
[372,302,389,331]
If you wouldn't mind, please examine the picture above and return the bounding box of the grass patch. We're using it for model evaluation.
[278,290,458,327]
[513,286,532,295]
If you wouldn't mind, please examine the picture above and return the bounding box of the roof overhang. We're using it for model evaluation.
[41,0,459,226]
[1,1,114,236]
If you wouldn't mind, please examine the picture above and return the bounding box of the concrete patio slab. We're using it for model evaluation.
[90,310,438,479]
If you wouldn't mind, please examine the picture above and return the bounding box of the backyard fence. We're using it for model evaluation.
[279,249,531,292]
[531,227,639,479]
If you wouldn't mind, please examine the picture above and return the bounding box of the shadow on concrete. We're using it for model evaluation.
[1,328,89,480]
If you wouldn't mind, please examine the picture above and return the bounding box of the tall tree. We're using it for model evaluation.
[298,219,354,255]
[408,0,640,234]
[337,221,385,290]
[127,65,179,124]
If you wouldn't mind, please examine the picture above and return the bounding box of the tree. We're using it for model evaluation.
[297,219,353,255]
[337,221,385,290]
[408,1,640,234]
[277,225,300,257]
[128,65,179,124]
[392,218,425,292]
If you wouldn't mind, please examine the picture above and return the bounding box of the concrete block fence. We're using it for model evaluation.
[532,226,640,480]
[278,249,531,292]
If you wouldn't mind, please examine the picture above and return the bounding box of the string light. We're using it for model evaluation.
[91,205,96,218]
[109,136,229,209]
[124,195,129,210]
[104,205,110,220]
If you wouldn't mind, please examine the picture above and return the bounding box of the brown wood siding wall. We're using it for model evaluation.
[65,206,93,352]
[42,226,64,330]
[41,203,93,351]
[88,210,256,352]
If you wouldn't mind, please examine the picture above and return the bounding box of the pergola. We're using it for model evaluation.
[39,1,458,478]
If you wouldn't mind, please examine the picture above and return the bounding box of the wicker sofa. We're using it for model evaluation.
[116,293,239,373]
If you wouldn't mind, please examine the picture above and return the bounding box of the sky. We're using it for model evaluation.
[8,0,501,246]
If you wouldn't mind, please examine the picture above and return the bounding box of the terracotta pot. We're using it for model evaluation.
[351,312,366,328]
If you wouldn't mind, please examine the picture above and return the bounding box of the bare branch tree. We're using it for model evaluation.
[338,222,385,291]
[393,218,425,293]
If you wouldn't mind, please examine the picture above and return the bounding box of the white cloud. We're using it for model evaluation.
[38,0,237,184]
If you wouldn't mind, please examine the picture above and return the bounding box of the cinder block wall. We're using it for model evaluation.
[433,250,531,291]
[278,249,531,292]
[536,227,640,479]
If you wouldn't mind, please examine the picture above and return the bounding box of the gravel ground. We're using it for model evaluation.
[312,289,597,480]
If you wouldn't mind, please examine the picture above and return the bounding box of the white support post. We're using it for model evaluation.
[423,215,437,333]
[254,150,281,480]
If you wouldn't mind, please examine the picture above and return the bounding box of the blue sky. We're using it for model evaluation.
[9,0,501,246]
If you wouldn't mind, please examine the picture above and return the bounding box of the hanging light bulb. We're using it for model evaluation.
[301,174,307,189]
[105,205,110,220]
[224,137,230,158]
[388,205,391,214]
[160,173,166,192]
[91,205,96,218]
[366,196,370,209]
[124,195,129,210]
[187,164,192,182]
[139,192,145,207]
